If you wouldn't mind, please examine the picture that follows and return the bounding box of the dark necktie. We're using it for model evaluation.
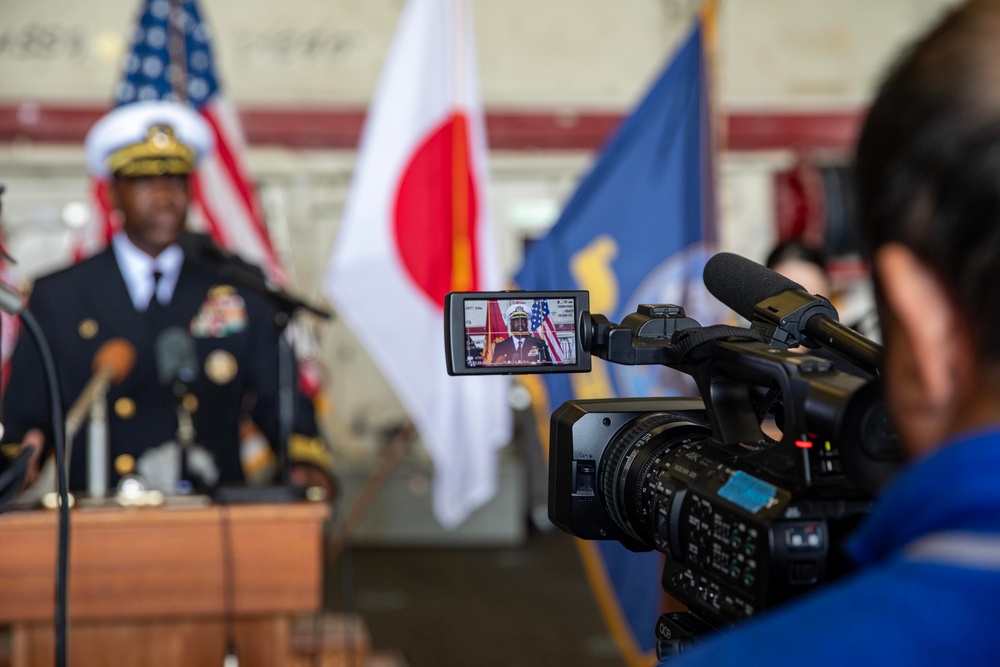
[147,270,164,315]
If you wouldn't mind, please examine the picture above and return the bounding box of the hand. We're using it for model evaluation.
[289,463,339,503]
[19,428,45,490]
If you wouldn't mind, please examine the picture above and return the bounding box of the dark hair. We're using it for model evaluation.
[765,240,827,272]
[855,0,1000,359]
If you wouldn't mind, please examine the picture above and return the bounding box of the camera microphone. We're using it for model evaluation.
[703,252,881,375]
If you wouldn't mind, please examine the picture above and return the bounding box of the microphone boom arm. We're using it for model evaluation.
[214,257,331,322]
[750,288,839,349]
[751,289,882,376]
[804,316,883,377]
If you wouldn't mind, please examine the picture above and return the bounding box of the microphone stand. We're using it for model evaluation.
[18,309,71,667]
[208,254,331,503]
[66,368,114,502]
[173,381,196,494]
[276,315,293,489]
[86,390,109,499]
[154,326,202,495]
[0,186,69,667]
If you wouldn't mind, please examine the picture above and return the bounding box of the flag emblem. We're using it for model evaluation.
[393,112,480,307]
[530,299,565,363]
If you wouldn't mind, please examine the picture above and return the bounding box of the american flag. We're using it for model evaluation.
[80,0,287,285]
[530,299,564,363]
[80,0,331,403]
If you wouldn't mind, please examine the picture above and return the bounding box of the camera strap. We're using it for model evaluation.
[670,325,767,363]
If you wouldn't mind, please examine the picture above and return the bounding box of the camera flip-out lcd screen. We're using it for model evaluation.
[444,291,590,375]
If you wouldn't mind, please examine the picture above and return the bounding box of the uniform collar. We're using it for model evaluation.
[111,232,184,309]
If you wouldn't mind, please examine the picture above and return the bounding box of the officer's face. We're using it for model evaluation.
[113,174,190,258]
[511,316,528,336]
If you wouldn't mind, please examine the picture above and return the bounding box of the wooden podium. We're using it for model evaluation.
[0,501,329,667]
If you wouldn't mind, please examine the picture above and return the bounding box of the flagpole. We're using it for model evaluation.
[167,0,190,103]
[451,0,473,291]
[514,4,723,662]
[325,423,417,565]
[701,0,721,244]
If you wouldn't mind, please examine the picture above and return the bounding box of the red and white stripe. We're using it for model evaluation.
[534,316,565,363]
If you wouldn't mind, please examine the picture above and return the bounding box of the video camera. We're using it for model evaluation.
[445,252,901,658]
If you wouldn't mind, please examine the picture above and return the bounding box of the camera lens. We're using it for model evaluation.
[600,413,711,548]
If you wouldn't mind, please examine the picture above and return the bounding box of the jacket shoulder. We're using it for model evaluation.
[31,250,115,297]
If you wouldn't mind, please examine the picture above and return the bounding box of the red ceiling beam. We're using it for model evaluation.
[725,111,864,152]
[0,103,863,153]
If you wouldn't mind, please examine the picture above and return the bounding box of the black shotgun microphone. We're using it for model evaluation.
[155,326,199,393]
[703,252,882,376]
[155,326,201,493]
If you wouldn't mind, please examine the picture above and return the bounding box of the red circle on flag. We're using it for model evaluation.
[393,112,480,310]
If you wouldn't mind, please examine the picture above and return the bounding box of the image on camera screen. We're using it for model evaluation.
[462,297,578,369]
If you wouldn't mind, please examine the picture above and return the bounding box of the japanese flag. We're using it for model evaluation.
[323,0,511,527]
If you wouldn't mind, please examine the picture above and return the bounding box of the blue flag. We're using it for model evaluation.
[516,14,723,665]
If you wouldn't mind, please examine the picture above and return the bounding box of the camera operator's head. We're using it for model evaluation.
[856,0,1000,458]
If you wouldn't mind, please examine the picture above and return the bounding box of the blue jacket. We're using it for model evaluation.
[661,428,1000,666]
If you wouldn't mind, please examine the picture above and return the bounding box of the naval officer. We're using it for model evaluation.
[2,100,333,497]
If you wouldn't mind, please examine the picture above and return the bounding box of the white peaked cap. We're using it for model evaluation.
[84,100,214,178]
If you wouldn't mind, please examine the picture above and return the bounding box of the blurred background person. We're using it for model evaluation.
[765,239,833,299]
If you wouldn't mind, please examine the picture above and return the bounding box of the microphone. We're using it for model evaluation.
[0,282,25,315]
[64,339,136,498]
[703,252,882,375]
[0,445,35,507]
[155,326,199,393]
[182,233,332,321]
[65,338,136,442]
[155,326,200,493]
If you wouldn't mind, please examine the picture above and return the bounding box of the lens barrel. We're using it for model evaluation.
[600,413,711,547]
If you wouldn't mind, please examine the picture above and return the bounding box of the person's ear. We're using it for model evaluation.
[874,243,965,407]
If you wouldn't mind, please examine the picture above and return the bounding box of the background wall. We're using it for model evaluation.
[0,0,960,106]
[0,0,961,492]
